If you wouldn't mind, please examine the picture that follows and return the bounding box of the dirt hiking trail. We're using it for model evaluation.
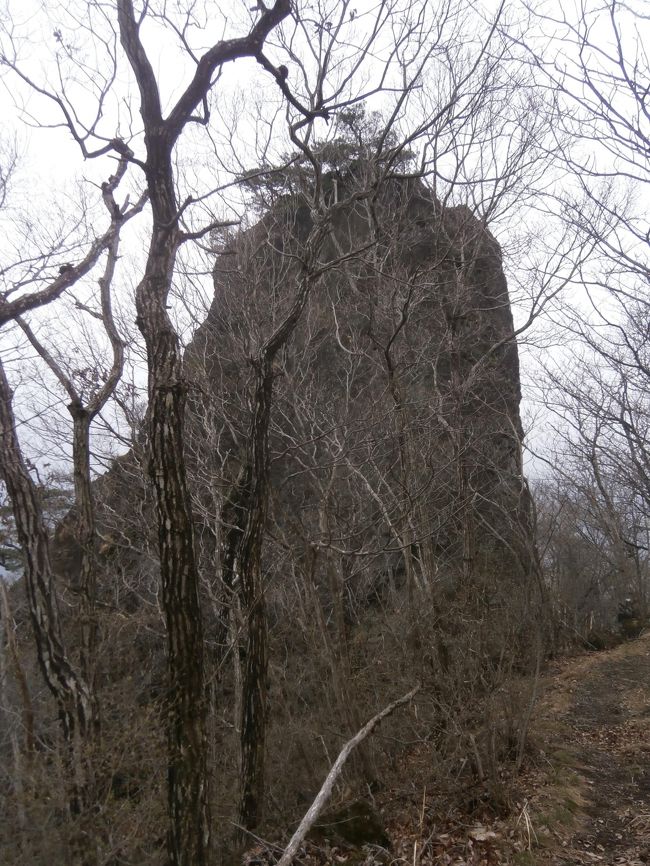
[521,632,650,865]
[380,633,650,866]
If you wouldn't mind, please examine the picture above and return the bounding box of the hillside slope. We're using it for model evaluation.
[267,635,650,866]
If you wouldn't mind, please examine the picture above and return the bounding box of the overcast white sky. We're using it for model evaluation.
[0,0,646,484]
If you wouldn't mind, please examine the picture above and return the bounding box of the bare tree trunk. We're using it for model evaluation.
[236,358,274,833]
[218,243,330,832]
[458,456,476,584]
[0,584,28,839]
[0,142,142,866]
[14,175,135,751]
[314,499,379,786]
[229,260,325,832]
[116,2,294,855]
[307,550,379,787]
[135,219,210,865]
[0,578,35,755]
[382,302,431,650]
[69,409,100,724]
[119,30,209,866]
[0,360,96,830]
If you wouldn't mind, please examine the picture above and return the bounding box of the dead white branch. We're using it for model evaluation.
[276,684,421,866]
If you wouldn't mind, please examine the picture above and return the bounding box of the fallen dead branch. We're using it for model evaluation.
[276,684,421,866]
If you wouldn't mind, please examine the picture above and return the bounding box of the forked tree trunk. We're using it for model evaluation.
[117,1,293,857]
[118,25,211,866]
[0,148,142,866]
[230,261,325,833]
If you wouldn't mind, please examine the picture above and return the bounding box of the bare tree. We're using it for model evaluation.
[186,46,556,824]
[2,2,303,861]
[524,0,650,638]
[0,144,140,853]
[15,158,143,702]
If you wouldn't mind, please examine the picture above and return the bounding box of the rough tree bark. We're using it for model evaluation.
[0,361,95,805]
[232,260,328,832]
[115,2,293,861]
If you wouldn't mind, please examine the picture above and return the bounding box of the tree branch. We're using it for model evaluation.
[166,0,292,140]
[276,684,420,866]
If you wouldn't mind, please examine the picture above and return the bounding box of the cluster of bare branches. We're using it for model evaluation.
[519,0,650,642]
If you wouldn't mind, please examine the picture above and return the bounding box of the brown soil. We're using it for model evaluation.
[360,633,650,865]
[521,632,650,865]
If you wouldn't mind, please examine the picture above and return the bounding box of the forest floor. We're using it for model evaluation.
[512,630,650,866]
[382,631,650,866]
[255,634,650,866]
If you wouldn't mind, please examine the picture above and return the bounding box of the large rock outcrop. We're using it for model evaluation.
[187,178,532,596]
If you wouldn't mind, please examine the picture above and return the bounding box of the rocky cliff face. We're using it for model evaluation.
[187,180,532,595]
[49,178,534,668]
